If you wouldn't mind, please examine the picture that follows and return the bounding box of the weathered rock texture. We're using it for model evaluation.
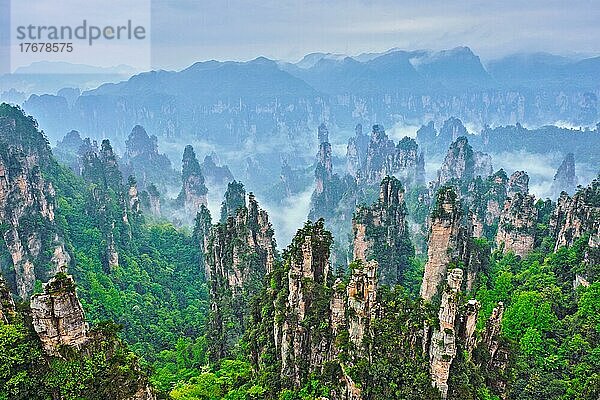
[121,125,177,191]
[352,176,414,286]
[551,176,600,251]
[347,260,378,348]
[429,268,463,400]
[346,124,369,178]
[178,145,208,215]
[276,220,333,388]
[30,274,89,356]
[81,138,136,270]
[462,299,481,353]
[481,302,509,397]
[436,136,493,187]
[128,176,141,214]
[0,108,71,298]
[204,189,276,360]
[356,124,425,188]
[309,123,351,221]
[496,193,538,257]
[551,153,577,197]
[420,187,467,301]
[507,171,529,197]
[315,139,333,196]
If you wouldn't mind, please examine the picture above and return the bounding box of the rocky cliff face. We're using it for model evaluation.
[178,145,208,215]
[204,188,276,360]
[507,171,529,197]
[419,185,507,399]
[81,139,123,190]
[309,124,351,222]
[481,302,509,397]
[464,170,509,239]
[220,180,246,222]
[358,124,425,188]
[429,268,463,400]
[347,124,369,178]
[128,176,141,214]
[352,176,414,286]
[30,273,89,356]
[201,153,235,186]
[276,219,333,388]
[462,299,481,353]
[141,183,161,217]
[496,193,538,257]
[81,139,131,270]
[420,187,467,301]
[363,125,394,186]
[30,272,157,399]
[435,136,493,187]
[53,129,85,172]
[551,153,577,197]
[0,107,71,298]
[315,140,332,196]
[347,260,378,349]
[121,125,177,192]
[551,176,600,255]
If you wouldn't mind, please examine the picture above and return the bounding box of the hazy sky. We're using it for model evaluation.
[4,0,599,72]
[150,0,600,70]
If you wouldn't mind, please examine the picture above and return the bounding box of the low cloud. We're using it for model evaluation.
[258,186,313,248]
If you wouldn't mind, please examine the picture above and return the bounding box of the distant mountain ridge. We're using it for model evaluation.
[9,46,600,149]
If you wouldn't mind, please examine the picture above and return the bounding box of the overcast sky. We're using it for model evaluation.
[149,0,600,70]
[5,0,599,72]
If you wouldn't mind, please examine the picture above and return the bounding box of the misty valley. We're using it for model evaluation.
[0,45,599,400]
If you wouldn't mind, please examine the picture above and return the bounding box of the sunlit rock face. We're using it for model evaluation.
[30,274,89,356]
[420,187,466,301]
[429,268,463,400]
[347,260,378,348]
